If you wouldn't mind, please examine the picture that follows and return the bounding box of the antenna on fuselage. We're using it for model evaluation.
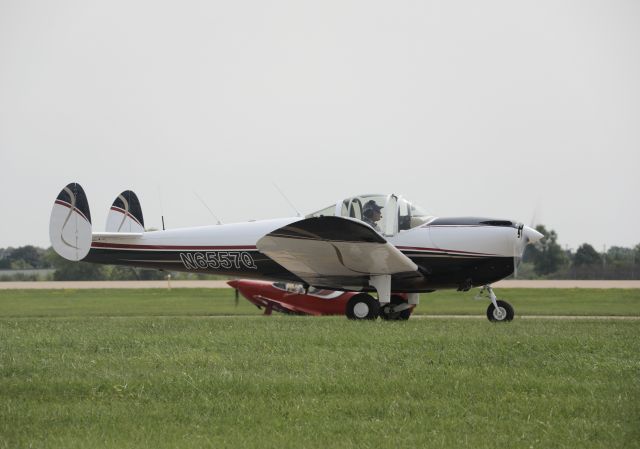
[193,190,223,225]
[158,186,166,230]
[273,182,301,217]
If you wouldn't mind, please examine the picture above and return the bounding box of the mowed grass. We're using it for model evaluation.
[425,288,640,317]
[0,289,259,318]
[1,317,639,449]
[1,289,639,448]
[0,288,639,318]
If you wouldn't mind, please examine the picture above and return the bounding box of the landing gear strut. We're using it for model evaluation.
[379,295,412,320]
[476,285,514,322]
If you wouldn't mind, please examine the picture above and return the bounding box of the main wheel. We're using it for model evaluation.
[379,295,412,321]
[486,300,514,322]
[346,294,379,320]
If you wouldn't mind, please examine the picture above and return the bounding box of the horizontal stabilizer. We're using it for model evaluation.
[49,183,92,261]
[257,216,418,288]
[93,232,144,240]
[106,190,145,233]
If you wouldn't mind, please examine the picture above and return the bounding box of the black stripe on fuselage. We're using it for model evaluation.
[84,248,304,282]
[427,217,515,227]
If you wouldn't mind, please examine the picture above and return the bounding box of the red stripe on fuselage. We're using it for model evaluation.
[91,242,258,251]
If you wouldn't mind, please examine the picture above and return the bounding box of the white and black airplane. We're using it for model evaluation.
[50,183,543,321]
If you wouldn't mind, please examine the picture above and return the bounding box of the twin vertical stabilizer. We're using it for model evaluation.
[106,190,145,233]
[49,183,93,261]
[49,183,145,261]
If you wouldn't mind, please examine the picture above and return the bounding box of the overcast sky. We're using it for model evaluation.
[1,0,638,251]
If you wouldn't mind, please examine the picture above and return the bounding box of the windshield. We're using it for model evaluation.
[398,198,431,230]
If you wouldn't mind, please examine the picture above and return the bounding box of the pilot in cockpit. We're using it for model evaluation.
[363,200,383,231]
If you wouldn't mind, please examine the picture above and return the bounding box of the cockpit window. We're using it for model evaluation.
[306,194,432,236]
[358,195,386,232]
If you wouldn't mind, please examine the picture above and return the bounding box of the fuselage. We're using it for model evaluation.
[86,216,518,292]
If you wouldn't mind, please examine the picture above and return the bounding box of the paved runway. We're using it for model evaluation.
[1,280,639,289]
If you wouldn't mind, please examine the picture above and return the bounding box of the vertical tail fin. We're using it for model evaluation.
[49,183,93,261]
[106,190,145,233]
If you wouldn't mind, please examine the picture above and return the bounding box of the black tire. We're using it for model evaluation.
[379,295,412,321]
[346,294,379,320]
[486,300,514,322]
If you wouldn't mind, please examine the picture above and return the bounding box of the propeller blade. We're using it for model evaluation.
[523,226,544,244]
[512,225,544,279]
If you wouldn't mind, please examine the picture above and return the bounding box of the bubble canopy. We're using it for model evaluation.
[306,194,432,236]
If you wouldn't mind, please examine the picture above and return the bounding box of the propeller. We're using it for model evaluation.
[512,223,544,278]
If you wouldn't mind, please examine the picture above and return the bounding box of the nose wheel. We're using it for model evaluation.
[476,285,515,322]
[486,299,514,322]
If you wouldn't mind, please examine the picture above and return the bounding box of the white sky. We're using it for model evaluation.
[1,0,639,251]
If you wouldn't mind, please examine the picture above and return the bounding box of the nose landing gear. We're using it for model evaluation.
[476,285,515,322]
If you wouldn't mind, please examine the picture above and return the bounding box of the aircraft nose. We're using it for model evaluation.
[523,226,543,244]
[227,280,240,289]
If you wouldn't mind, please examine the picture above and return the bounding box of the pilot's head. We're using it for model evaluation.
[363,200,383,222]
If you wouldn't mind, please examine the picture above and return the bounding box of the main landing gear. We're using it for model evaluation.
[476,285,514,322]
[379,295,413,321]
[346,294,379,320]
[346,293,413,321]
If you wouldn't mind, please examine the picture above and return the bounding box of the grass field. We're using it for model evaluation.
[1,289,639,448]
[1,287,640,318]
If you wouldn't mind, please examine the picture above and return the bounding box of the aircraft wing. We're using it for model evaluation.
[256,216,419,289]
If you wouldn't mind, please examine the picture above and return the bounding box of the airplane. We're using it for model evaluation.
[49,183,543,321]
[228,279,414,319]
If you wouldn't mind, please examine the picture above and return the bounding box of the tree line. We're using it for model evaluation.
[0,247,215,281]
[1,226,639,281]
[521,225,639,279]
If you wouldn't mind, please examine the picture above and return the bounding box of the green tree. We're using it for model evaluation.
[106,266,166,280]
[0,248,12,269]
[604,245,638,279]
[0,245,50,269]
[526,225,567,276]
[45,248,106,281]
[574,244,601,267]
